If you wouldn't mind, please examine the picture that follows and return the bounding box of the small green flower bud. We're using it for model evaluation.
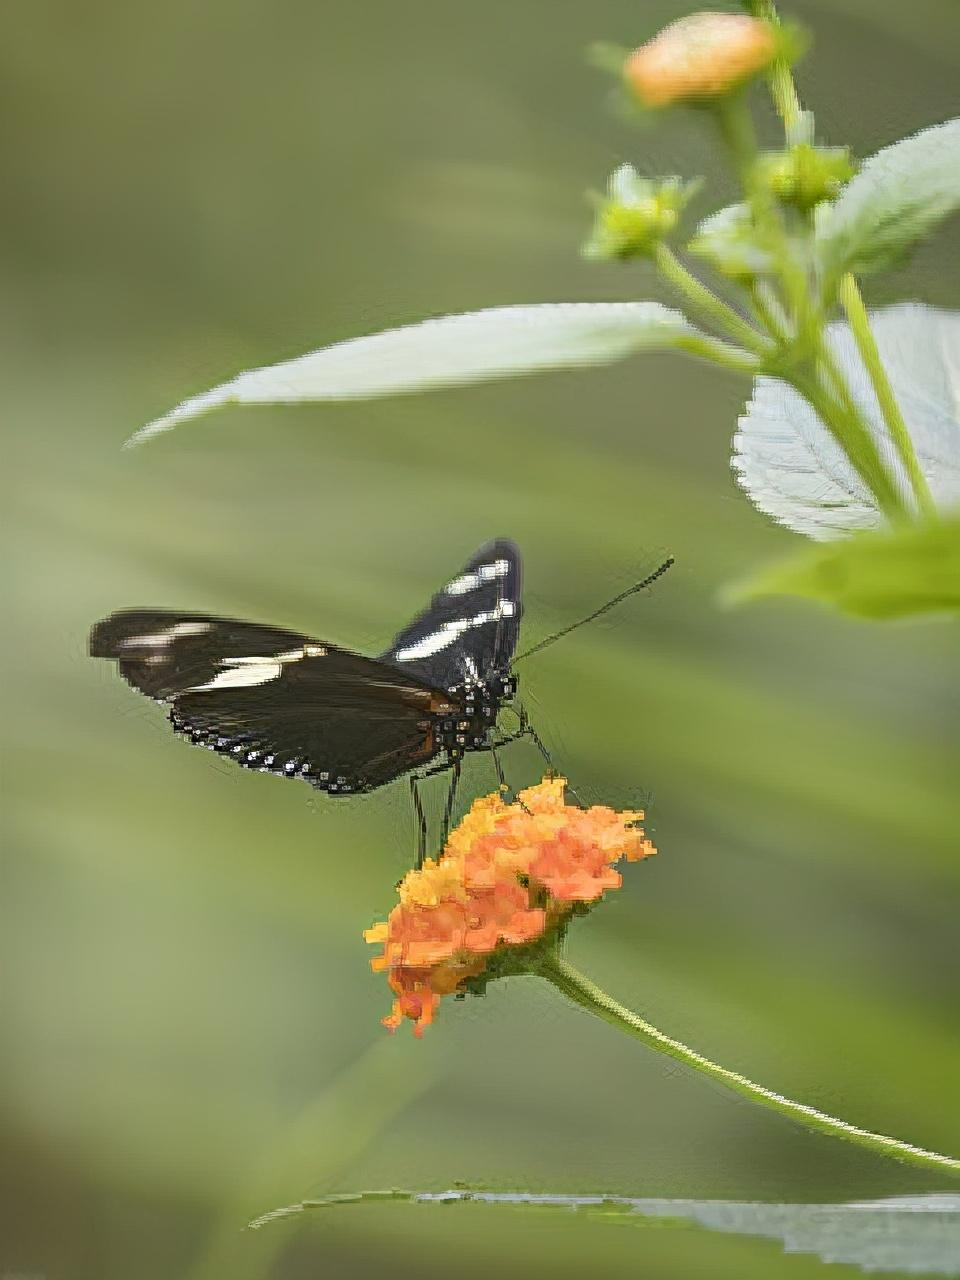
[583,165,699,261]
[755,144,856,211]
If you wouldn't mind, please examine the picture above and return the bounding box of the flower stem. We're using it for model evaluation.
[750,281,792,343]
[744,0,919,525]
[537,952,960,1179]
[675,334,763,375]
[787,365,905,520]
[746,0,803,133]
[713,96,809,339]
[839,273,936,518]
[654,242,772,358]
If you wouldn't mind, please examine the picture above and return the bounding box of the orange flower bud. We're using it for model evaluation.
[625,12,777,109]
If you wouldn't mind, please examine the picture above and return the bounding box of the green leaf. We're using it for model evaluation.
[688,203,775,280]
[733,305,960,540]
[127,302,696,446]
[250,1189,960,1276]
[817,117,960,280]
[727,519,960,619]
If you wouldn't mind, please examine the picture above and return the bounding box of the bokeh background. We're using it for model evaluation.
[3,2,959,1277]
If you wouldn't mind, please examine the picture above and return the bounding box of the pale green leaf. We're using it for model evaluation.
[251,1189,960,1276]
[726,519,960,619]
[817,118,960,280]
[689,203,774,279]
[733,304,960,540]
[127,302,695,446]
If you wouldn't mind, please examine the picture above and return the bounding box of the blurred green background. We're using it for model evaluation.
[3,2,959,1277]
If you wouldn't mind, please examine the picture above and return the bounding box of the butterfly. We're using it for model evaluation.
[89,539,531,860]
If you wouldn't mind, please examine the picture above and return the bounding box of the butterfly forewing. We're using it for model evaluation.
[90,611,452,790]
[378,538,522,691]
[90,611,324,700]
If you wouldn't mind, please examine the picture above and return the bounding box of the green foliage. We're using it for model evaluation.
[126,303,699,445]
[733,305,960,541]
[728,519,960,619]
[250,1189,960,1276]
[817,118,960,281]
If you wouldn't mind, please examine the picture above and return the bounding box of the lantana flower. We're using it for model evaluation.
[364,778,655,1035]
[358,775,959,1181]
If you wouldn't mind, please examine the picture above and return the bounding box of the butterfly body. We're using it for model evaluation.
[90,539,522,798]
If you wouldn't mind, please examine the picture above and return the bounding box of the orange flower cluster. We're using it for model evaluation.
[365,778,655,1035]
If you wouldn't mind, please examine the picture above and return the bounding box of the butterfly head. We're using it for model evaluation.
[432,671,518,761]
[459,670,517,710]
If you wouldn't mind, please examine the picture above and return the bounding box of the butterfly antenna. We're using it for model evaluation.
[512,556,674,664]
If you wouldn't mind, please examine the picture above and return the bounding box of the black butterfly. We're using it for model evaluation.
[89,539,535,860]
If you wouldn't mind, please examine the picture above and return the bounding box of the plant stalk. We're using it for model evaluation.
[750,281,792,343]
[538,952,960,1179]
[747,0,803,132]
[654,243,772,358]
[789,364,906,519]
[839,273,936,518]
[744,0,918,525]
[714,96,810,341]
[675,334,763,374]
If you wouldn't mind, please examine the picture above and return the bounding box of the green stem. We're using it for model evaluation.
[747,0,803,132]
[744,0,914,524]
[750,281,792,343]
[714,96,809,338]
[839,273,936,518]
[676,334,763,375]
[538,952,960,1179]
[654,242,772,358]
[790,364,905,519]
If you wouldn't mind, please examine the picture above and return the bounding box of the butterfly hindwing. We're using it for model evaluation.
[90,611,452,791]
[378,538,522,691]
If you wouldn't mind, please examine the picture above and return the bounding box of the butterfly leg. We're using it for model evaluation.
[409,757,456,867]
[409,774,428,869]
[522,711,554,777]
[490,739,509,795]
[488,736,536,814]
[438,758,462,854]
